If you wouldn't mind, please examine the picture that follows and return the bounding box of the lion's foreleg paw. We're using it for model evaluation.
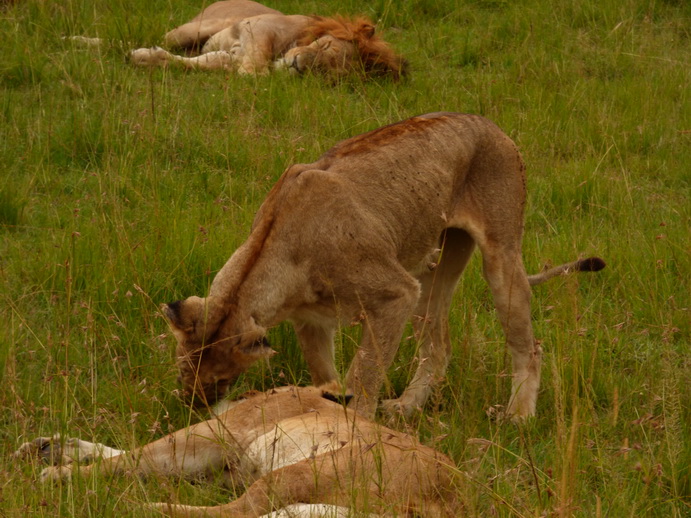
[129,47,171,67]
[40,465,73,483]
[380,398,421,420]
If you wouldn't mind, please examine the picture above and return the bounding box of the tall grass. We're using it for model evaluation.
[1,0,689,516]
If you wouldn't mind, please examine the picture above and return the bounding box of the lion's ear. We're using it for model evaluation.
[359,23,375,39]
[162,296,223,340]
[162,300,187,332]
[162,301,184,329]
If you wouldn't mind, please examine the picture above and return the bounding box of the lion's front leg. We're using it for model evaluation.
[130,47,178,67]
[14,435,126,466]
[13,435,128,483]
[178,52,235,71]
[34,415,239,484]
[130,47,234,71]
[40,464,78,482]
[38,449,134,483]
[345,267,421,417]
[293,321,340,387]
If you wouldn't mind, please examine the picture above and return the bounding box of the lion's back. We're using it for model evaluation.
[316,112,507,166]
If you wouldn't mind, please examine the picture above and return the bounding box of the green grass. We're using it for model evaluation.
[1,0,689,516]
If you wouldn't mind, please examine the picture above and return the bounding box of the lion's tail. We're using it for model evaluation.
[527,257,606,287]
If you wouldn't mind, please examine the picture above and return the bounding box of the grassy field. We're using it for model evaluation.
[1,0,689,516]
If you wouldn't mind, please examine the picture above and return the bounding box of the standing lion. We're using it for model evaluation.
[163,112,604,419]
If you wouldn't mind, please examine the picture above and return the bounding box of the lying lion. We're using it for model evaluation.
[15,386,459,517]
[128,0,407,79]
[163,112,605,420]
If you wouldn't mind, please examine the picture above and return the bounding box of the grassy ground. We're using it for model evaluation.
[1,0,689,516]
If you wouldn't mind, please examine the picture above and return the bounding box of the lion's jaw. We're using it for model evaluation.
[175,343,243,405]
[175,330,275,405]
[164,297,273,405]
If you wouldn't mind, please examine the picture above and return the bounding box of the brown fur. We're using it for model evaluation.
[164,113,605,419]
[19,386,460,517]
[129,0,407,79]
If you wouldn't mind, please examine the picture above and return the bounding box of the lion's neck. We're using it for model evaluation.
[208,237,309,329]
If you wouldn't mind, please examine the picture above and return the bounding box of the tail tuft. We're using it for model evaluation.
[575,257,606,272]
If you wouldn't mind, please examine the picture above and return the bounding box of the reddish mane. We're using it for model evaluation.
[298,16,408,80]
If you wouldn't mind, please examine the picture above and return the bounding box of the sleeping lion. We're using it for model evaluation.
[15,386,460,517]
[128,0,407,79]
[163,112,605,420]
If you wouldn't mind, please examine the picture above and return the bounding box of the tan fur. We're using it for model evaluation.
[164,113,605,419]
[20,387,459,517]
[129,0,407,79]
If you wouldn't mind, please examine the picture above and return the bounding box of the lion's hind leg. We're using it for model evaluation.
[478,238,539,420]
[466,195,539,420]
[235,18,275,76]
[148,457,328,518]
[452,129,541,420]
[148,447,389,518]
[164,20,234,50]
[14,435,69,465]
[147,502,357,518]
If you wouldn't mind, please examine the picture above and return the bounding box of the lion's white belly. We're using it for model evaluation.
[241,413,351,477]
[259,503,356,518]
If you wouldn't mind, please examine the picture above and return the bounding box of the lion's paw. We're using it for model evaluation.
[145,502,198,516]
[130,47,172,66]
[380,398,422,420]
[273,54,302,75]
[237,63,269,76]
[13,435,65,465]
[40,465,73,483]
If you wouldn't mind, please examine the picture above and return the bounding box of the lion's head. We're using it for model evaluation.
[276,16,408,80]
[162,296,274,405]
